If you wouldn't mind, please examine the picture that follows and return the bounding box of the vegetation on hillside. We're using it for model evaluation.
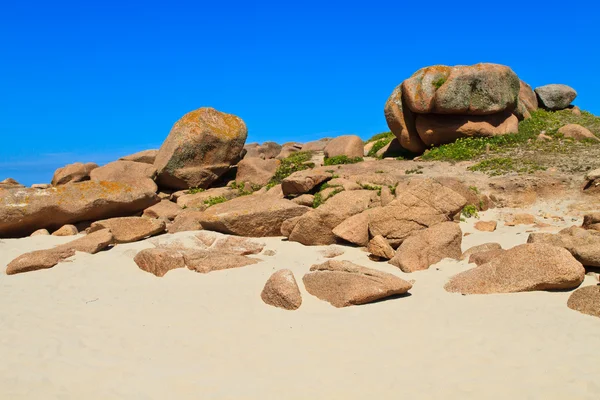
[323,155,363,165]
[267,151,314,188]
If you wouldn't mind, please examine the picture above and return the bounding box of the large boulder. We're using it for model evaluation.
[51,162,98,186]
[281,169,331,196]
[0,181,159,238]
[119,149,159,164]
[527,226,600,267]
[415,111,519,146]
[384,86,426,153]
[402,63,520,115]
[302,260,412,308]
[535,84,577,110]
[154,107,248,190]
[445,243,585,294]
[389,222,462,272]
[331,210,370,246]
[515,80,538,119]
[142,200,182,221]
[88,216,166,243]
[235,157,280,187]
[90,160,158,193]
[567,285,600,318]
[261,269,303,310]
[243,142,282,160]
[323,135,364,159]
[198,195,310,237]
[557,124,598,141]
[394,178,467,217]
[6,229,114,275]
[167,209,204,233]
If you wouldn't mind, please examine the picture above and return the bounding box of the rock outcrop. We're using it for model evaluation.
[535,84,577,111]
[445,243,585,294]
[120,149,159,164]
[90,160,158,193]
[88,217,166,243]
[527,226,600,267]
[0,181,159,238]
[303,260,412,307]
[235,158,280,187]
[52,162,98,186]
[154,107,248,190]
[323,135,364,159]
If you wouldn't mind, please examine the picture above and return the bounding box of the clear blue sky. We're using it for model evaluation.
[1,1,599,185]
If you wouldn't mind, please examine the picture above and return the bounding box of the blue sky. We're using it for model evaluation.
[1,1,599,185]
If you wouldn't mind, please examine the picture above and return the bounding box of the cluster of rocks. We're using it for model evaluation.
[384,63,579,153]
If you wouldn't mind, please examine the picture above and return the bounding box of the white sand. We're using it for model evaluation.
[1,206,599,399]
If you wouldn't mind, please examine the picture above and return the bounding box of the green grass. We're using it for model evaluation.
[461,204,479,219]
[312,188,343,208]
[187,187,205,194]
[367,137,393,157]
[432,76,447,89]
[266,151,314,188]
[468,157,546,176]
[203,196,228,207]
[358,182,382,195]
[366,131,395,143]
[230,181,261,196]
[324,155,363,166]
[388,182,398,195]
[405,166,424,174]
[469,186,479,194]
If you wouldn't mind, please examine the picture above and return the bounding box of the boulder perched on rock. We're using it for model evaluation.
[415,111,519,146]
[567,285,600,318]
[557,124,598,141]
[235,158,280,187]
[88,217,166,243]
[261,269,302,310]
[120,149,159,164]
[134,248,185,277]
[527,226,600,267]
[199,195,310,237]
[154,107,247,190]
[243,142,282,159]
[0,181,159,238]
[535,84,577,110]
[323,135,364,159]
[52,162,98,186]
[142,200,182,221]
[445,243,585,294]
[368,235,395,260]
[282,169,332,196]
[90,160,158,193]
[402,63,520,115]
[6,229,114,275]
[389,222,462,272]
[303,260,412,307]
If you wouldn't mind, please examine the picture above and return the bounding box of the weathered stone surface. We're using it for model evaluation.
[375,138,404,158]
[52,162,98,186]
[52,224,78,236]
[235,157,280,187]
[6,229,114,275]
[380,185,394,206]
[332,210,370,246]
[535,84,577,110]
[291,194,315,207]
[515,80,538,119]
[368,235,395,260]
[389,222,462,272]
[90,160,158,193]
[567,285,600,318]
[119,149,159,164]
[558,124,598,141]
[31,184,51,190]
[244,142,282,160]
[505,213,536,226]
[183,250,259,273]
[303,260,412,308]
[142,200,182,221]
[30,229,50,236]
[154,107,247,190]
[134,248,185,277]
[384,86,426,153]
[0,178,24,189]
[402,63,520,115]
[88,217,166,243]
[210,236,265,255]
[323,135,364,159]
[582,213,600,231]
[445,243,585,294]
[282,169,331,196]
[199,195,310,237]
[261,269,302,310]
[289,191,377,245]
[0,181,159,238]
[527,226,600,267]
[469,248,506,266]
[394,178,468,217]
[176,187,237,209]
[474,220,497,232]
[276,143,303,159]
[167,210,204,233]
[460,242,502,261]
[302,138,331,152]
[319,246,345,259]
[415,111,519,146]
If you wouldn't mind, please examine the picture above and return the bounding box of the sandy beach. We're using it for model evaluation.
[1,204,599,399]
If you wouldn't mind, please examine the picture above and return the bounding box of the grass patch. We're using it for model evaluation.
[367,137,393,157]
[267,151,314,188]
[358,182,382,195]
[324,155,363,165]
[366,131,395,143]
[461,204,479,219]
[187,187,205,194]
[432,76,447,89]
[405,166,424,174]
[468,157,546,176]
[312,188,343,208]
[203,196,228,207]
